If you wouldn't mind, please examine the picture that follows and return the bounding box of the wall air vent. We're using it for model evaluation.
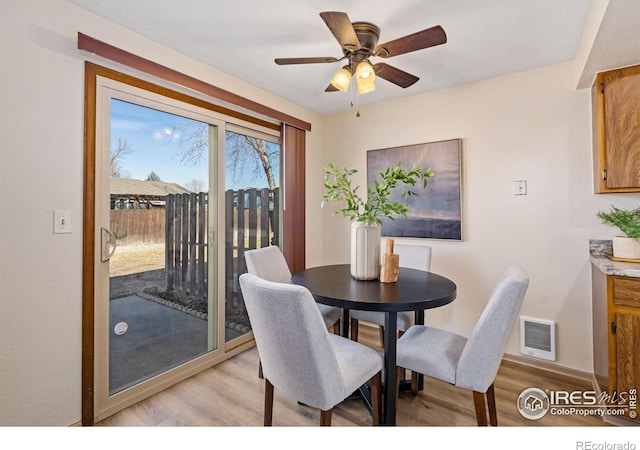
[520,316,556,361]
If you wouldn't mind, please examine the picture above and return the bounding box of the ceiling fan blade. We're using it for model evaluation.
[319,11,361,51]
[325,84,339,92]
[275,56,339,65]
[374,63,419,88]
[375,25,446,57]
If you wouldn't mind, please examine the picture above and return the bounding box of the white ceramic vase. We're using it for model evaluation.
[612,236,640,260]
[350,221,381,280]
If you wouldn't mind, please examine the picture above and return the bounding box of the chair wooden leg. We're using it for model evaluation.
[397,330,405,380]
[264,379,274,426]
[410,371,419,396]
[370,371,382,426]
[332,319,341,335]
[472,390,489,426]
[350,318,359,341]
[487,383,498,426]
[320,409,333,426]
[395,367,402,405]
[258,360,263,379]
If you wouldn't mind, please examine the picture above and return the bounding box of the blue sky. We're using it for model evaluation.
[110,99,279,191]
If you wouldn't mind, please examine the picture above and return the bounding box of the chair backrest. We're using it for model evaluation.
[455,266,529,392]
[238,273,344,410]
[394,242,431,271]
[244,245,291,284]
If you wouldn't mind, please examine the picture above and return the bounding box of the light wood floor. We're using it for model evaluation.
[97,325,610,427]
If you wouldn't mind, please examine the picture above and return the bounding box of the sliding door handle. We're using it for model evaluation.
[101,227,117,262]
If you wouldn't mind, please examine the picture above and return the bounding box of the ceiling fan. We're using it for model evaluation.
[275,11,447,94]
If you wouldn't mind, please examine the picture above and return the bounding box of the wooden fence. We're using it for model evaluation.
[165,192,209,301]
[110,209,165,244]
[224,188,280,311]
[165,188,279,306]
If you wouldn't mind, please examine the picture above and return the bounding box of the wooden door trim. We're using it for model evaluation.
[82,62,98,426]
[77,33,311,132]
[282,125,306,273]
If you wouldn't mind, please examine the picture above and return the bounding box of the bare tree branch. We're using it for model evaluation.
[169,121,208,166]
[111,137,133,178]
[226,133,277,190]
[170,119,279,190]
[185,179,206,193]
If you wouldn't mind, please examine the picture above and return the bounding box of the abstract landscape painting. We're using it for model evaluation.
[367,139,462,240]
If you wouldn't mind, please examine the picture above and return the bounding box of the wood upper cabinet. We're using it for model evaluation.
[592,64,640,193]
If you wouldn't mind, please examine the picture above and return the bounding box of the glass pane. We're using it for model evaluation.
[224,131,281,342]
[108,99,215,395]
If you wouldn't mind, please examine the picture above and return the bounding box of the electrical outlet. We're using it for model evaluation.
[54,210,72,234]
[513,180,527,196]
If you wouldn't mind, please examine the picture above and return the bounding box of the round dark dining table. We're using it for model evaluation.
[291,264,457,425]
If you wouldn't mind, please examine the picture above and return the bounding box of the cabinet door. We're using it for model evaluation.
[615,312,640,421]
[603,65,640,189]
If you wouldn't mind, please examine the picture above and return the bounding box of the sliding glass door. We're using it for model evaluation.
[106,98,219,395]
[94,79,225,420]
[223,128,281,343]
[88,68,284,423]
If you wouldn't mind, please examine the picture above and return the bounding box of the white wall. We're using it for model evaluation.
[320,61,640,373]
[0,0,322,425]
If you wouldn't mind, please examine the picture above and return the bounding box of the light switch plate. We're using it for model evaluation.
[513,180,527,196]
[54,210,72,234]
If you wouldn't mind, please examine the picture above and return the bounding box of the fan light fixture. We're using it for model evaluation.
[356,60,376,94]
[330,65,353,92]
[330,60,376,94]
[357,78,376,94]
[355,60,375,81]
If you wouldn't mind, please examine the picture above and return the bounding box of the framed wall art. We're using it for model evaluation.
[367,138,462,240]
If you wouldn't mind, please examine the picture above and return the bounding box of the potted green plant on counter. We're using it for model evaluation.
[322,162,434,279]
[597,205,640,260]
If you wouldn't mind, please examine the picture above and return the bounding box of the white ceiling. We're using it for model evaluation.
[65,0,636,116]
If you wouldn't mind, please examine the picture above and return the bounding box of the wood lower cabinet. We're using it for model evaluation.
[592,266,640,422]
[615,313,640,403]
[592,64,640,193]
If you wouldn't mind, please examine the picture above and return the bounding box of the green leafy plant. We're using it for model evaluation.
[597,205,640,240]
[322,162,434,225]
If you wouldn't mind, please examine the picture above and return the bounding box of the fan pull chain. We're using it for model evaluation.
[350,100,360,117]
[350,84,360,118]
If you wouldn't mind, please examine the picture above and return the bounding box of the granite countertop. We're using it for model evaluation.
[590,239,640,277]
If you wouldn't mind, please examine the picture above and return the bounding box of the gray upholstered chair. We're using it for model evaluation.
[395,266,529,426]
[244,246,341,332]
[350,242,432,345]
[239,273,383,426]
